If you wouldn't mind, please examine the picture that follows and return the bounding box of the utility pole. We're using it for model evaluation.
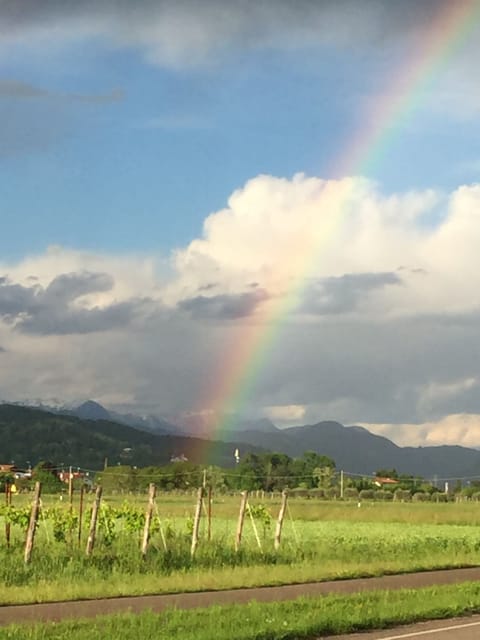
[340,470,344,499]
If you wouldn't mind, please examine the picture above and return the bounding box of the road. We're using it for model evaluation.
[1,567,480,627]
[330,614,480,639]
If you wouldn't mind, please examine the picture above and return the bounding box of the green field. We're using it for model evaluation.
[1,492,480,605]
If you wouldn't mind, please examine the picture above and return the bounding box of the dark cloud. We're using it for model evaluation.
[0,271,144,335]
[251,308,480,425]
[397,266,428,275]
[303,271,401,315]
[178,288,269,320]
[2,274,480,426]
[0,80,50,99]
[0,1,460,67]
[0,101,67,156]
[0,80,123,104]
[197,282,218,292]
[0,80,122,156]
[43,272,113,303]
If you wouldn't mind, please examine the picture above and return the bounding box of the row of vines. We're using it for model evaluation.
[1,483,287,564]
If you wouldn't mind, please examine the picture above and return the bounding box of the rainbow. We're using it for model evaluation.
[195,0,480,453]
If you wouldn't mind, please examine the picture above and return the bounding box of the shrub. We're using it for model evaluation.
[326,487,340,499]
[359,489,375,500]
[393,489,409,502]
[412,492,430,502]
[374,490,393,501]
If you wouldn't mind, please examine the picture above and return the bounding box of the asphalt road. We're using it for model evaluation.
[329,614,480,639]
[1,567,480,627]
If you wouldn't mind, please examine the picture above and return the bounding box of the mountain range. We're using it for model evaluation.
[2,399,480,479]
[0,404,261,470]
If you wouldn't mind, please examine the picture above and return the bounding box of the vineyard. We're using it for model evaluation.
[2,482,480,606]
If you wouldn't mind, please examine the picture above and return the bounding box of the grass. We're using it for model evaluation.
[9,491,480,524]
[3,581,480,639]
[3,494,480,606]
[2,513,480,605]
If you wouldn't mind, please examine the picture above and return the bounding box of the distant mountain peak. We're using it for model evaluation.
[74,400,111,421]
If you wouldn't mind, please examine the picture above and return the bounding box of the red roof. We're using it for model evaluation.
[375,477,399,484]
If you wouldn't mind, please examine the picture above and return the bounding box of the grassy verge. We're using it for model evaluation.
[0,553,478,606]
[3,581,480,639]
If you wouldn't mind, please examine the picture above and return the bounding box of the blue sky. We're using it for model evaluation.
[1,45,360,256]
[1,1,480,448]
[1,3,478,259]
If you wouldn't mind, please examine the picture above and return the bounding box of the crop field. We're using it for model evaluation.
[1,491,480,606]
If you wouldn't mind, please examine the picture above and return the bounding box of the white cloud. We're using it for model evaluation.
[2,173,480,438]
[170,174,480,320]
[362,414,480,448]
[264,404,306,425]
[0,245,163,307]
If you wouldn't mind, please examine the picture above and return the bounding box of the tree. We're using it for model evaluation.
[313,465,335,488]
[0,472,14,492]
[235,453,267,490]
[32,461,63,493]
[263,453,293,491]
[291,451,335,489]
[375,469,399,479]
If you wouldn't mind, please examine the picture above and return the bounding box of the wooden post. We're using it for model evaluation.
[247,501,262,551]
[86,485,102,556]
[340,470,344,499]
[5,483,12,547]
[235,491,248,551]
[207,485,212,542]
[78,484,85,547]
[154,503,168,551]
[190,486,204,557]
[67,466,74,544]
[24,481,42,563]
[274,489,288,550]
[141,483,156,557]
[68,466,74,508]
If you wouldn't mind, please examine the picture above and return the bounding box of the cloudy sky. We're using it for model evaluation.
[1,1,480,447]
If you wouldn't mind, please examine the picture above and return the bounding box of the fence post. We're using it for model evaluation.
[235,491,249,551]
[190,486,204,557]
[68,466,74,508]
[207,485,212,542]
[24,481,42,563]
[86,485,102,556]
[5,482,12,547]
[78,484,85,547]
[274,489,288,550]
[141,483,156,557]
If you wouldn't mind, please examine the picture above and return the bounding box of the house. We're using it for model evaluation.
[374,477,399,488]
[58,470,87,483]
[170,454,188,462]
[0,464,16,474]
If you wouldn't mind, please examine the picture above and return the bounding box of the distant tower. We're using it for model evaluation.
[234,448,240,464]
